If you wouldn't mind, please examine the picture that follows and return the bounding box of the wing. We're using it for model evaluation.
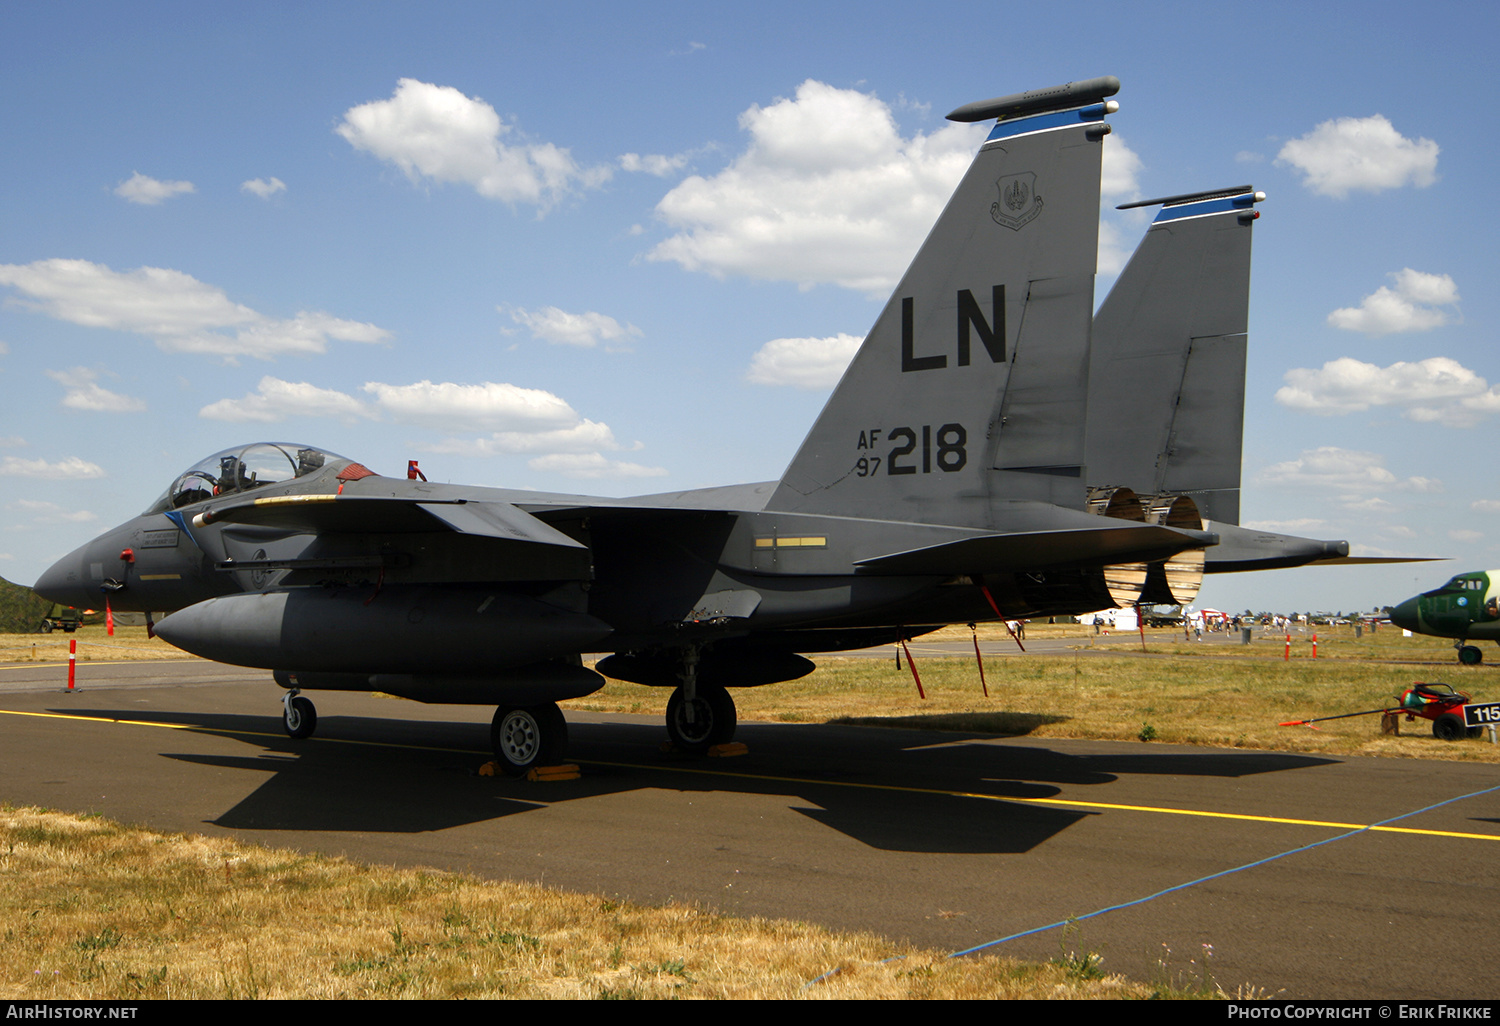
[190,494,592,584]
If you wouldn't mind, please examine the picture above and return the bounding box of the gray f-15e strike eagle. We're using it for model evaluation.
[34,76,1351,773]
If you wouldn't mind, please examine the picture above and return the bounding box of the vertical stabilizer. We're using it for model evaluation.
[767,77,1117,528]
[1085,187,1263,526]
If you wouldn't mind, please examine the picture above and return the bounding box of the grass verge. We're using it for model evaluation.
[0,625,194,664]
[0,804,1192,1000]
[567,642,1500,763]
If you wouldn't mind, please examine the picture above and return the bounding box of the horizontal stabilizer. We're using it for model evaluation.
[855,523,1214,576]
[1305,555,1446,566]
[1205,521,1353,573]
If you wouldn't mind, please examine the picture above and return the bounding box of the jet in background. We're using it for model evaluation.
[1390,571,1500,664]
[34,76,1356,773]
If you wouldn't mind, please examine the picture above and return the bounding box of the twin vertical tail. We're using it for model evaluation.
[767,79,1277,608]
[768,77,1119,528]
[1085,186,1263,602]
[1087,186,1263,525]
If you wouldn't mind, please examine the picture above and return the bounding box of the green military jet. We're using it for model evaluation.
[1390,571,1500,665]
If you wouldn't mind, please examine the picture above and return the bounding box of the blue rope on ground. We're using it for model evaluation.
[946,781,1500,959]
[804,781,1500,986]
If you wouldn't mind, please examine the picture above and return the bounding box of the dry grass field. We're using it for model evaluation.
[0,625,194,664]
[567,624,1500,763]
[0,805,1185,1000]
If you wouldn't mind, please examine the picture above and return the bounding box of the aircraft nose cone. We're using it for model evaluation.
[33,545,92,608]
[1389,597,1419,631]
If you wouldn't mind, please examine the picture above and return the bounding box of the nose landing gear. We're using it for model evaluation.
[281,689,317,739]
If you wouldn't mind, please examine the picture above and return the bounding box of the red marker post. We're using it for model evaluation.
[1284,633,1291,662]
[1312,633,1318,659]
[66,637,76,691]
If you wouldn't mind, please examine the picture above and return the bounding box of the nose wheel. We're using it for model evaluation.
[281,690,317,739]
[491,702,568,776]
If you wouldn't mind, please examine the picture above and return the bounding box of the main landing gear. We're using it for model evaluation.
[490,702,568,776]
[276,687,571,776]
[666,683,736,753]
[1457,642,1484,666]
[664,646,738,754]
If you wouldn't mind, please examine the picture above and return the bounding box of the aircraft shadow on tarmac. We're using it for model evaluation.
[56,706,1337,855]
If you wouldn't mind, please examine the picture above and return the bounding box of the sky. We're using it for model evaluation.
[2,0,1496,616]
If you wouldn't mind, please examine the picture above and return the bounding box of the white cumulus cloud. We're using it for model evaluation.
[360,379,579,433]
[196,377,651,469]
[505,306,642,348]
[1328,269,1459,335]
[1275,114,1438,198]
[0,259,390,360]
[45,367,146,413]
[1096,135,1146,277]
[1096,220,1136,277]
[1241,518,1328,534]
[1100,134,1143,200]
[526,452,667,479]
[11,499,97,524]
[1472,500,1500,513]
[648,80,987,293]
[114,172,195,205]
[241,177,286,199]
[336,78,609,209]
[0,455,105,479]
[746,334,862,390]
[416,420,623,456]
[620,152,689,177]
[199,377,375,423]
[1257,447,1440,495]
[1275,356,1500,427]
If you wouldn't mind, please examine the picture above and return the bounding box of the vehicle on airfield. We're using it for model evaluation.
[38,602,94,633]
[1389,571,1500,665]
[34,76,1361,773]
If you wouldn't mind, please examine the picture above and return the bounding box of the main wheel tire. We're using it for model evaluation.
[491,703,568,776]
[665,683,736,754]
[1433,713,1467,741]
[284,696,317,739]
[1459,645,1483,666]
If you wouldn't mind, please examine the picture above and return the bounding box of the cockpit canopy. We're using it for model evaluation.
[1439,575,1487,594]
[145,443,351,514]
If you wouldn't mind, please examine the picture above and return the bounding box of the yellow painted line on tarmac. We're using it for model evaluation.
[4,706,1497,843]
[0,707,201,730]
[0,659,206,670]
[574,758,1500,843]
[0,706,478,755]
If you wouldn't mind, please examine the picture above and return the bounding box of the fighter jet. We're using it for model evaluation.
[1390,571,1500,665]
[33,76,1353,772]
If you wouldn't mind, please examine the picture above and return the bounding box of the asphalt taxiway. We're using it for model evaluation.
[1,657,1497,999]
